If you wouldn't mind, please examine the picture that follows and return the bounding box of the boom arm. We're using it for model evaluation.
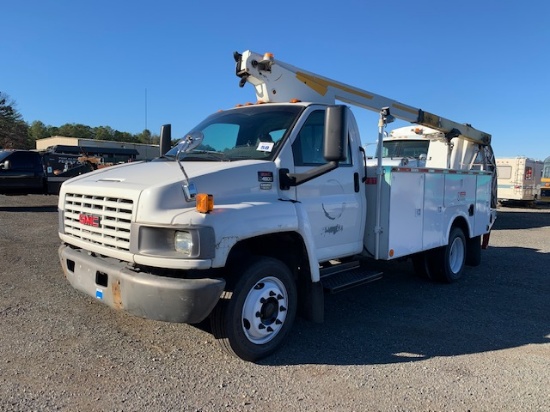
[235,50,491,146]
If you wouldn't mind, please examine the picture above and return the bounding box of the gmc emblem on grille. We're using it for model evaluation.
[79,213,100,227]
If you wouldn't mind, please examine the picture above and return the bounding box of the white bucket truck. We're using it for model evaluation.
[58,50,497,361]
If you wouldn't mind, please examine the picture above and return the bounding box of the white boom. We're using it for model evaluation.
[235,50,491,146]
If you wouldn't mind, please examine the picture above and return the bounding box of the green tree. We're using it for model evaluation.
[47,125,60,136]
[28,120,50,140]
[150,133,160,145]
[57,123,93,139]
[94,126,115,140]
[0,91,30,149]
[113,130,136,143]
[136,129,152,144]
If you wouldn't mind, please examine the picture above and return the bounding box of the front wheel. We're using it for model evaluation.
[210,257,297,362]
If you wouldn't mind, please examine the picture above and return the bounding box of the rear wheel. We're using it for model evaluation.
[210,257,297,362]
[431,227,466,283]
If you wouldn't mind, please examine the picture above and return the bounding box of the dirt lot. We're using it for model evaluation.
[1,195,549,411]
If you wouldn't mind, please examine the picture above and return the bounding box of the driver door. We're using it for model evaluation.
[291,108,365,262]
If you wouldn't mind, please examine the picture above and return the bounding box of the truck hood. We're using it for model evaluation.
[62,160,218,190]
[59,159,279,223]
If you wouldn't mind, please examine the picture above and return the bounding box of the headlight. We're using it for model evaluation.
[174,231,194,255]
[135,225,215,259]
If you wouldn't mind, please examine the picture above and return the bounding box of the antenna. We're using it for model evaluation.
[144,88,148,132]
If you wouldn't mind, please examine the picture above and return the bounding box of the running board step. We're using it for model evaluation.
[320,263,383,294]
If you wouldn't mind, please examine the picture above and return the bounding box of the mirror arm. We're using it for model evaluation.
[279,161,339,189]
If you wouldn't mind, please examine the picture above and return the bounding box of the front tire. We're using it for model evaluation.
[210,257,297,362]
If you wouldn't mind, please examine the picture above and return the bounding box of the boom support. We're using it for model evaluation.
[235,50,491,146]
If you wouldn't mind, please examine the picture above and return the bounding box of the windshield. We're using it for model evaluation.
[164,104,303,161]
[382,140,430,159]
[0,151,13,163]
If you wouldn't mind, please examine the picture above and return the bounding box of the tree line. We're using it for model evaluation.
[0,91,160,150]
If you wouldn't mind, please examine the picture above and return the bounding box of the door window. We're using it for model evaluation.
[10,152,39,170]
[292,110,351,166]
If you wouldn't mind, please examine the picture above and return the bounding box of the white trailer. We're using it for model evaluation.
[496,157,543,205]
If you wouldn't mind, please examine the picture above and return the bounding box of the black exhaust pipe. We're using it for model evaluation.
[160,124,172,156]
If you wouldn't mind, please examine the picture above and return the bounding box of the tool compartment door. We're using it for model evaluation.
[387,171,424,258]
[423,173,445,249]
[474,173,493,236]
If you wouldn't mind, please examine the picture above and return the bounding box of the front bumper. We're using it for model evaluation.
[59,244,225,324]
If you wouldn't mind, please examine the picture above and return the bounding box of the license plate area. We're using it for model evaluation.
[95,271,108,287]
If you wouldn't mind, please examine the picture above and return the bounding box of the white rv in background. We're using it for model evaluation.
[496,157,543,205]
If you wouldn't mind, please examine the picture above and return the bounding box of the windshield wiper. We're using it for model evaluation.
[184,150,230,161]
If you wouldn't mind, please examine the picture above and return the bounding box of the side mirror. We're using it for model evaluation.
[324,105,348,162]
[160,124,172,156]
[176,131,204,156]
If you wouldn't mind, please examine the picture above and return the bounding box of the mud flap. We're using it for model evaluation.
[481,232,491,249]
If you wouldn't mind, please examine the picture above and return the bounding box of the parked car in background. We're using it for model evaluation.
[0,149,94,195]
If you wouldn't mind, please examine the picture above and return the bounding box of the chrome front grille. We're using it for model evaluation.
[63,193,134,251]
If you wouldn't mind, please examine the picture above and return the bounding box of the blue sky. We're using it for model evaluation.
[2,0,549,159]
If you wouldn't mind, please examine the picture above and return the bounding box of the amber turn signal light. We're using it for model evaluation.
[196,193,214,213]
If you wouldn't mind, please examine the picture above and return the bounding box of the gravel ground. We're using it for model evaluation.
[0,195,549,411]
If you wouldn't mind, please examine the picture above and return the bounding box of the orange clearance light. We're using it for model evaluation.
[262,52,274,63]
[414,128,423,134]
[289,98,302,103]
[389,249,395,258]
[196,193,214,213]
